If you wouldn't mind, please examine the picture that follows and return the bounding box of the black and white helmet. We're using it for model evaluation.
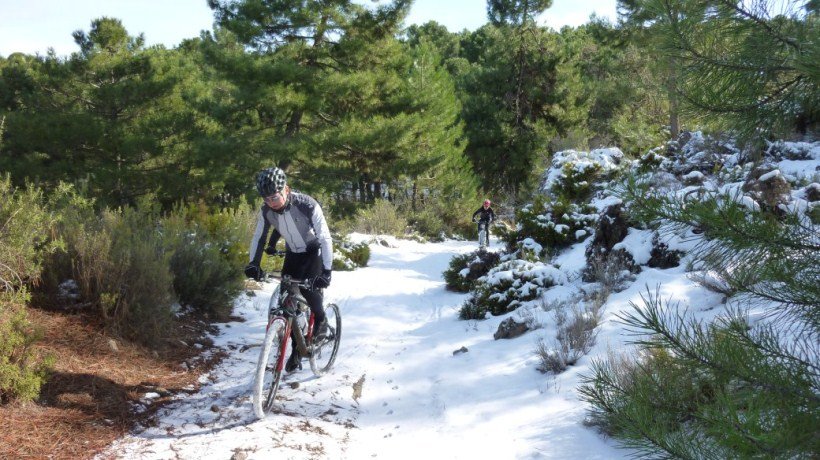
[255,167,287,196]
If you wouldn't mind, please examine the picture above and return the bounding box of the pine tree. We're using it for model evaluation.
[579,180,820,458]
[618,0,819,142]
[457,24,588,198]
[0,18,205,207]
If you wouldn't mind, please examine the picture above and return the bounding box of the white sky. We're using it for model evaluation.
[0,0,617,57]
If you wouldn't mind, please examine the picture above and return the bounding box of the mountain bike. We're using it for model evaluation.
[252,274,342,419]
[476,220,490,248]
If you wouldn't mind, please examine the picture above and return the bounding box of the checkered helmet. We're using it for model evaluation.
[255,167,287,197]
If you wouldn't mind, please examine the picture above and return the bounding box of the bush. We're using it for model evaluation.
[579,291,820,458]
[443,250,501,292]
[407,207,448,242]
[163,213,244,321]
[0,177,57,402]
[536,304,601,374]
[507,195,597,252]
[0,298,53,403]
[352,199,407,236]
[459,260,567,319]
[0,177,61,288]
[63,207,176,348]
[333,237,370,271]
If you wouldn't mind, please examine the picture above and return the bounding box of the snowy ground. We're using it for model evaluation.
[100,233,726,460]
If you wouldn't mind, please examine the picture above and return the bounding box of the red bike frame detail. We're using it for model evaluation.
[266,309,318,373]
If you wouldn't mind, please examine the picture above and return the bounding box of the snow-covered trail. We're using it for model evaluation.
[102,237,626,459]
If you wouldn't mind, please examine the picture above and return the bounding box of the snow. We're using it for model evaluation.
[99,135,819,460]
[612,229,654,266]
[102,233,698,460]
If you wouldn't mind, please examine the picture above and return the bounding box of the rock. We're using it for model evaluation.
[744,167,792,212]
[494,317,529,340]
[804,183,820,202]
[231,451,249,460]
[352,374,366,402]
[108,339,119,353]
[589,204,629,254]
[210,405,219,413]
[452,346,469,355]
[647,238,683,269]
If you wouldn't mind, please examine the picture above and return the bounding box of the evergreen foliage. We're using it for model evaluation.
[0,177,56,403]
[443,249,501,292]
[333,237,370,271]
[618,0,819,142]
[164,206,248,320]
[581,171,820,457]
[579,290,820,458]
[456,24,588,197]
[459,259,566,319]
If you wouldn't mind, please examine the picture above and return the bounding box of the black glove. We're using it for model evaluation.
[264,245,277,255]
[244,263,265,281]
[311,268,332,290]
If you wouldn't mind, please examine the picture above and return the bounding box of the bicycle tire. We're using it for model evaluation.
[252,316,287,419]
[309,303,341,376]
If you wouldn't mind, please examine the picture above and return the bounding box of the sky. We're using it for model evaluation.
[0,0,617,57]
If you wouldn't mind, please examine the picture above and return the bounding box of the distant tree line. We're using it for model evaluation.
[9,0,814,211]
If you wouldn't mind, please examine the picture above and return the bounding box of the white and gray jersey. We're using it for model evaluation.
[249,191,333,271]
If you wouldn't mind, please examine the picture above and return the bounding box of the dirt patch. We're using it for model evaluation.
[0,307,224,460]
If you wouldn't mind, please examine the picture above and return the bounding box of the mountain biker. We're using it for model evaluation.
[244,167,333,373]
[471,199,496,246]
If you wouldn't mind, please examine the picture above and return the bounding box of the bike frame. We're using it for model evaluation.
[478,221,489,247]
[267,277,316,373]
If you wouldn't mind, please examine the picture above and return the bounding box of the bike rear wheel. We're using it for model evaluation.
[309,303,341,376]
[252,317,287,418]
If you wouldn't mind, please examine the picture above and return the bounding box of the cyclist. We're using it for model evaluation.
[471,199,496,247]
[244,167,333,372]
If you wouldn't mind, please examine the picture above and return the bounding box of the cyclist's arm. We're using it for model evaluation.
[249,208,271,266]
[311,202,334,271]
[267,228,281,251]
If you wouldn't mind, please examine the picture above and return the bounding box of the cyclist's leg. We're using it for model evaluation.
[298,248,326,325]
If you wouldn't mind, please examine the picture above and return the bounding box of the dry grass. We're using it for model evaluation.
[0,307,222,459]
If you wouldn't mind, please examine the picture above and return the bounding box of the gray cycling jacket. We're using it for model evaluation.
[249,191,333,271]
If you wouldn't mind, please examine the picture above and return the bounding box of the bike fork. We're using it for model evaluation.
[275,319,293,372]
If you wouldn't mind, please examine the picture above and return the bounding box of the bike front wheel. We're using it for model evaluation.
[309,303,341,376]
[252,317,287,419]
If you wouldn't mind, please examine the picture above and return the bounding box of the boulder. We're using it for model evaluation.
[494,317,529,340]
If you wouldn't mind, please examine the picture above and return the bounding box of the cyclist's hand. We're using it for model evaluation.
[244,263,265,281]
[264,245,277,255]
[310,268,332,290]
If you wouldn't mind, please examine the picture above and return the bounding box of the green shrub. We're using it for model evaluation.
[65,207,176,348]
[333,238,370,271]
[353,199,407,236]
[408,207,448,242]
[0,177,57,402]
[0,298,54,403]
[163,212,244,321]
[551,161,602,202]
[507,195,596,252]
[459,260,567,319]
[443,250,501,293]
[0,176,61,287]
[579,292,820,458]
